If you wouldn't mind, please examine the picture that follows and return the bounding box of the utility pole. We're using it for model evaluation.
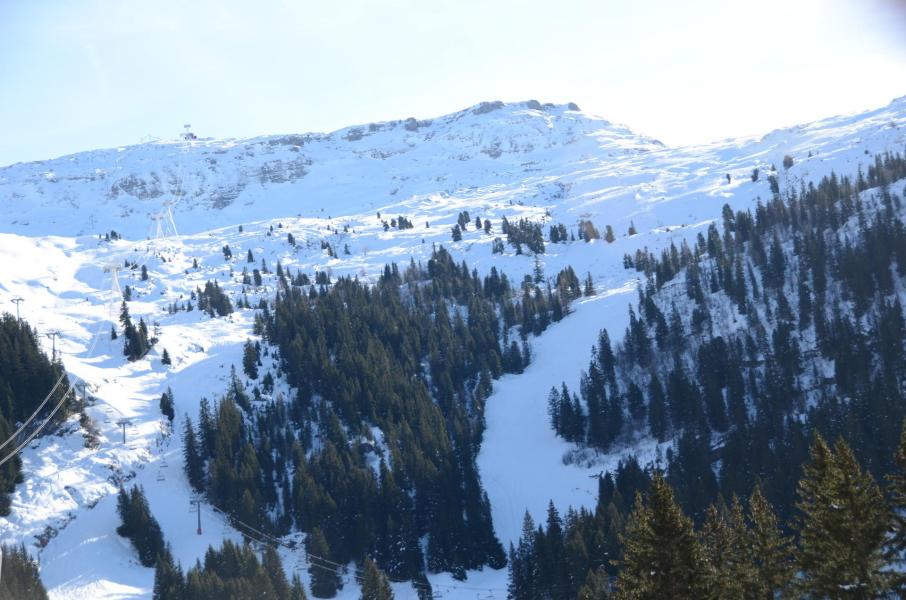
[74,381,88,408]
[116,418,131,444]
[45,330,61,363]
[104,263,122,297]
[11,297,23,322]
[190,498,203,535]
[151,212,164,242]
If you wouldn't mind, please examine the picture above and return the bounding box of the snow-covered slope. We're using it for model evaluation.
[0,101,660,238]
[0,96,904,599]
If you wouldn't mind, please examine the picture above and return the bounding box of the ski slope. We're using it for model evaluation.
[0,97,904,598]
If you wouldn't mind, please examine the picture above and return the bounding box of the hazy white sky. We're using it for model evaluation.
[1,0,905,166]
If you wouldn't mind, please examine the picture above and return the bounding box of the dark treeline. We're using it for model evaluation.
[508,427,906,599]
[550,149,906,524]
[0,314,69,514]
[196,280,234,317]
[508,457,649,599]
[0,544,48,600]
[183,247,589,588]
[116,484,165,567]
[153,540,308,600]
[501,216,545,254]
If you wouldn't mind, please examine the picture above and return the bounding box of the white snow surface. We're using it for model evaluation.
[0,97,904,598]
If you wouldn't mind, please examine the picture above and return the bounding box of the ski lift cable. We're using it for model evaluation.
[0,295,122,469]
[0,270,118,458]
[202,504,437,590]
[202,503,510,593]
[0,372,67,453]
[0,137,177,470]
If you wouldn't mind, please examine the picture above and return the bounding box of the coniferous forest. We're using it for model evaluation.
[0,543,48,599]
[507,425,906,599]
[551,151,906,517]
[182,247,586,587]
[530,150,906,596]
[172,151,906,598]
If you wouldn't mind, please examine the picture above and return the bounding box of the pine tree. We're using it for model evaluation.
[263,545,291,598]
[161,348,171,366]
[116,485,165,567]
[647,376,668,442]
[152,545,184,600]
[159,388,174,422]
[307,527,341,598]
[360,557,394,600]
[699,501,752,599]
[747,486,793,599]
[0,544,48,600]
[242,339,259,379]
[888,422,906,593]
[182,416,205,492]
[584,272,596,297]
[533,255,544,284]
[794,434,893,598]
[578,566,610,599]
[614,473,706,600]
[291,574,310,600]
[508,513,537,600]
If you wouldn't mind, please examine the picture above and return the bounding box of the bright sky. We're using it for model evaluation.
[1,0,905,166]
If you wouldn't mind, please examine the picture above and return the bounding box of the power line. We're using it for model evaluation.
[201,502,512,594]
[10,297,24,322]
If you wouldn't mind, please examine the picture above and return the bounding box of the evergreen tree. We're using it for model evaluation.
[647,376,668,442]
[168,539,297,599]
[578,567,610,599]
[584,272,596,297]
[794,434,893,598]
[508,513,537,600]
[116,485,166,567]
[747,486,793,599]
[159,388,174,422]
[0,314,70,514]
[152,545,184,600]
[263,545,291,599]
[291,574,310,600]
[307,528,341,598]
[360,557,394,600]
[888,422,906,590]
[614,473,706,600]
[242,339,259,380]
[182,416,205,492]
[0,544,48,600]
[699,501,752,599]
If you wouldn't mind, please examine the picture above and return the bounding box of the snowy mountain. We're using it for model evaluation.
[0,100,661,238]
[0,96,905,599]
